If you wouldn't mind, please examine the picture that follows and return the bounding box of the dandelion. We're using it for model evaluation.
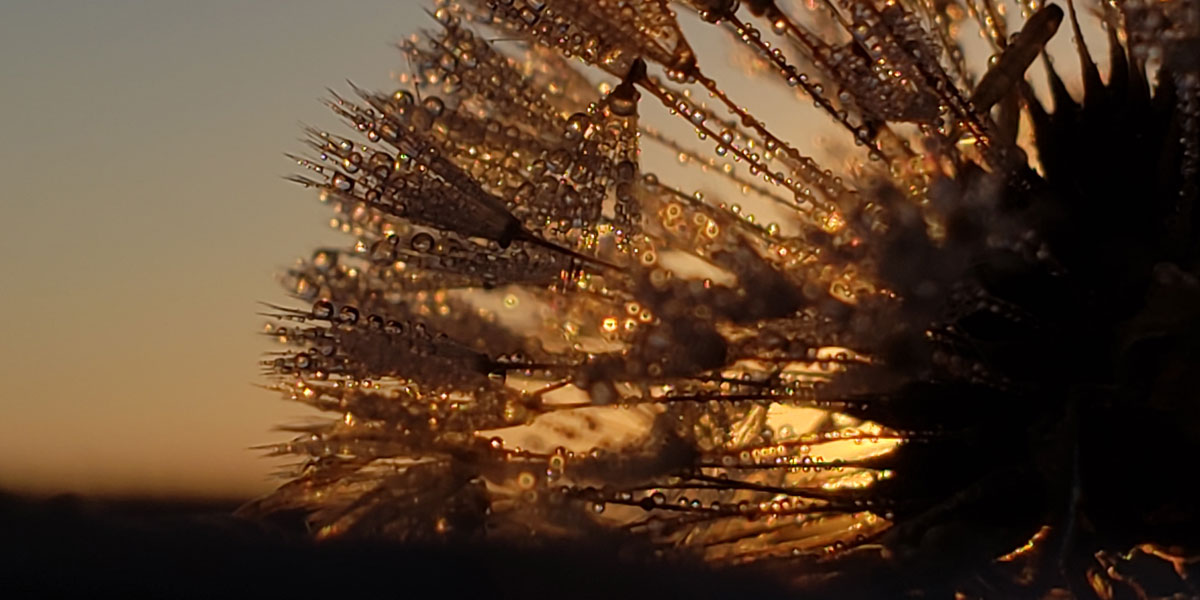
[246,0,1198,596]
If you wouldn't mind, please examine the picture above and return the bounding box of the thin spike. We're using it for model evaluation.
[1066,0,1104,102]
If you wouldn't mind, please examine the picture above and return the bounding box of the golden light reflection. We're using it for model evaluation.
[467,372,901,563]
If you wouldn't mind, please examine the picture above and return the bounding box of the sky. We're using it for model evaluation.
[0,1,427,498]
[0,1,1100,500]
[0,0,808,500]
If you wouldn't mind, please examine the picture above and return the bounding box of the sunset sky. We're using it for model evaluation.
[0,1,1097,500]
[0,1,426,498]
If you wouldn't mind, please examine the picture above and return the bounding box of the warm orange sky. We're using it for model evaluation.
[0,1,427,498]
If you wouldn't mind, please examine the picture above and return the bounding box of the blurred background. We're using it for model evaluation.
[0,0,427,500]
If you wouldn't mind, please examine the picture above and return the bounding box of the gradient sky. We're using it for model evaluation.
[0,1,1097,500]
[0,0,793,500]
[0,0,427,498]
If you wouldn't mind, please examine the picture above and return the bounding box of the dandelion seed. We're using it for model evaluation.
[247,0,1199,596]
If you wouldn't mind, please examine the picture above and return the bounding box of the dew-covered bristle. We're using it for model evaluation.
[250,0,1199,595]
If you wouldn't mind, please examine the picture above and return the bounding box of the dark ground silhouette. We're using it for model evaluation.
[0,490,797,599]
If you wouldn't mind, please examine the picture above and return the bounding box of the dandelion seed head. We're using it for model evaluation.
[249,0,1199,595]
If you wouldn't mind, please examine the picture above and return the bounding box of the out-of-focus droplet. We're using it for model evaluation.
[410,232,435,252]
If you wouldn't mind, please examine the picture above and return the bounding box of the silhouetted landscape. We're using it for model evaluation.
[0,490,799,598]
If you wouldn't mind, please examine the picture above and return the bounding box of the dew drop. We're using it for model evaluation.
[392,90,414,106]
[608,84,640,117]
[332,173,355,192]
[410,232,436,252]
[564,112,589,142]
[338,305,360,325]
[312,300,335,320]
[312,250,337,272]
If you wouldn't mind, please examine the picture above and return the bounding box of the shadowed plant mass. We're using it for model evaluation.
[247,0,1199,596]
